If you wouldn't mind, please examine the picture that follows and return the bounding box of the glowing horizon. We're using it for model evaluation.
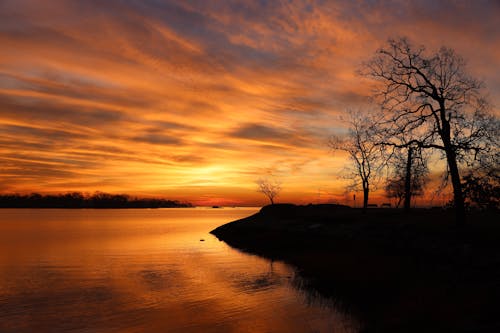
[0,0,499,206]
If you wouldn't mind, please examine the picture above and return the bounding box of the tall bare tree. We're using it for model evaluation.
[256,178,281,205]
[329,111,381,212]
[363,37,495,225]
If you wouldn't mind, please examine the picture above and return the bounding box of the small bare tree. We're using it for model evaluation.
[384,177,405,208]
[384,147,429,210]
[329,111,382,212]
[257,178,281,205]
[363,37,496,225]
[462,128,500,209]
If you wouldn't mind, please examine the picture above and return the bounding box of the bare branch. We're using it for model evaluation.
[329,110,383,211]
[362,37,497,225]
[256,178,282,205]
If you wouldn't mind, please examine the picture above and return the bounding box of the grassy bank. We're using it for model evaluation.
[211,204,500,332]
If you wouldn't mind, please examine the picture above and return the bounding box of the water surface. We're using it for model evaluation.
[0,208,359,332]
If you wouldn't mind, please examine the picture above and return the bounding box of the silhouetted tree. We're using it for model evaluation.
[384,177,405,208]
[462,172,500,210]
[257,178,281,205]
[329,111,382,212]
[462,137,500,209]
[384,147,428,209]
[363,37,496,225]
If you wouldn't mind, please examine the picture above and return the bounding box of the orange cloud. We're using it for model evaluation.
[0,0,498,205]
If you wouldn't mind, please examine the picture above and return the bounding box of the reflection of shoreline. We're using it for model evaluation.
[211,204,500,332]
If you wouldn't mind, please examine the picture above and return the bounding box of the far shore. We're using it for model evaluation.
[211,204,500,333]
[0,192,192,209]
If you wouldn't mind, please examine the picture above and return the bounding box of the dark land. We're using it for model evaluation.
[0,192,192,208]
[211,204,500,332]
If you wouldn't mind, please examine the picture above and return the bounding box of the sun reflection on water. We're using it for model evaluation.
[0,208,360,332]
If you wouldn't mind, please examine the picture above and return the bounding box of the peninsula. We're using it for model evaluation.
[211,204,500,332]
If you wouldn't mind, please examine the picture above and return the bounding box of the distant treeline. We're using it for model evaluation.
[0,192,193,208]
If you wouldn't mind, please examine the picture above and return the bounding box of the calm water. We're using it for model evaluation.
[0,208,359,332]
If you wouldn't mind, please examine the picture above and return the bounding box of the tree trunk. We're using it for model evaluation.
[270,197,274,205]
[445,148,465,226]
[362,182,369,213]
[404,147,413,213]
[396,196,403,208]
[440,111,466,226]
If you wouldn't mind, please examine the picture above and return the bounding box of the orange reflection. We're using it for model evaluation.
[0,208,360,332]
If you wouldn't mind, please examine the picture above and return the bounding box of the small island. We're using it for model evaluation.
[211,204,500,332]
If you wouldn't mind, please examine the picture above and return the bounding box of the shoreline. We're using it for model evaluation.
[211,204,500,332]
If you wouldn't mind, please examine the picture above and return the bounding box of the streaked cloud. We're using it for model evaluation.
[0,0,498,205]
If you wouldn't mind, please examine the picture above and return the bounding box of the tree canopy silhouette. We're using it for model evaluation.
[363,37,496,225]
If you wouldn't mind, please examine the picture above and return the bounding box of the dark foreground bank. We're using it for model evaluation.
[211,204,500,333]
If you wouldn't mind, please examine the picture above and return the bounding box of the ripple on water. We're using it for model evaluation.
[0,209,361,333]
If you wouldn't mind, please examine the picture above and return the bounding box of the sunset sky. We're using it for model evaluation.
[1,0,499,206]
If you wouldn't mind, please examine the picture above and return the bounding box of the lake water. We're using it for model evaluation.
[0,208,359,332]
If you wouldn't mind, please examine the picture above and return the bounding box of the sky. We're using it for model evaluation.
[0,0,499,206]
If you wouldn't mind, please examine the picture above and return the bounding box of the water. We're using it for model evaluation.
[0,208,359,332]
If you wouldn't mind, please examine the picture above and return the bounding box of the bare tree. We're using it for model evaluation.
[329,111,382,212]
[384,176,405,208]
[384,147,429,210]
[462,171,500,210]
[375,127,430,212]
[257,178,281,205]
[363,37,496,225]
[462,126,500,209]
